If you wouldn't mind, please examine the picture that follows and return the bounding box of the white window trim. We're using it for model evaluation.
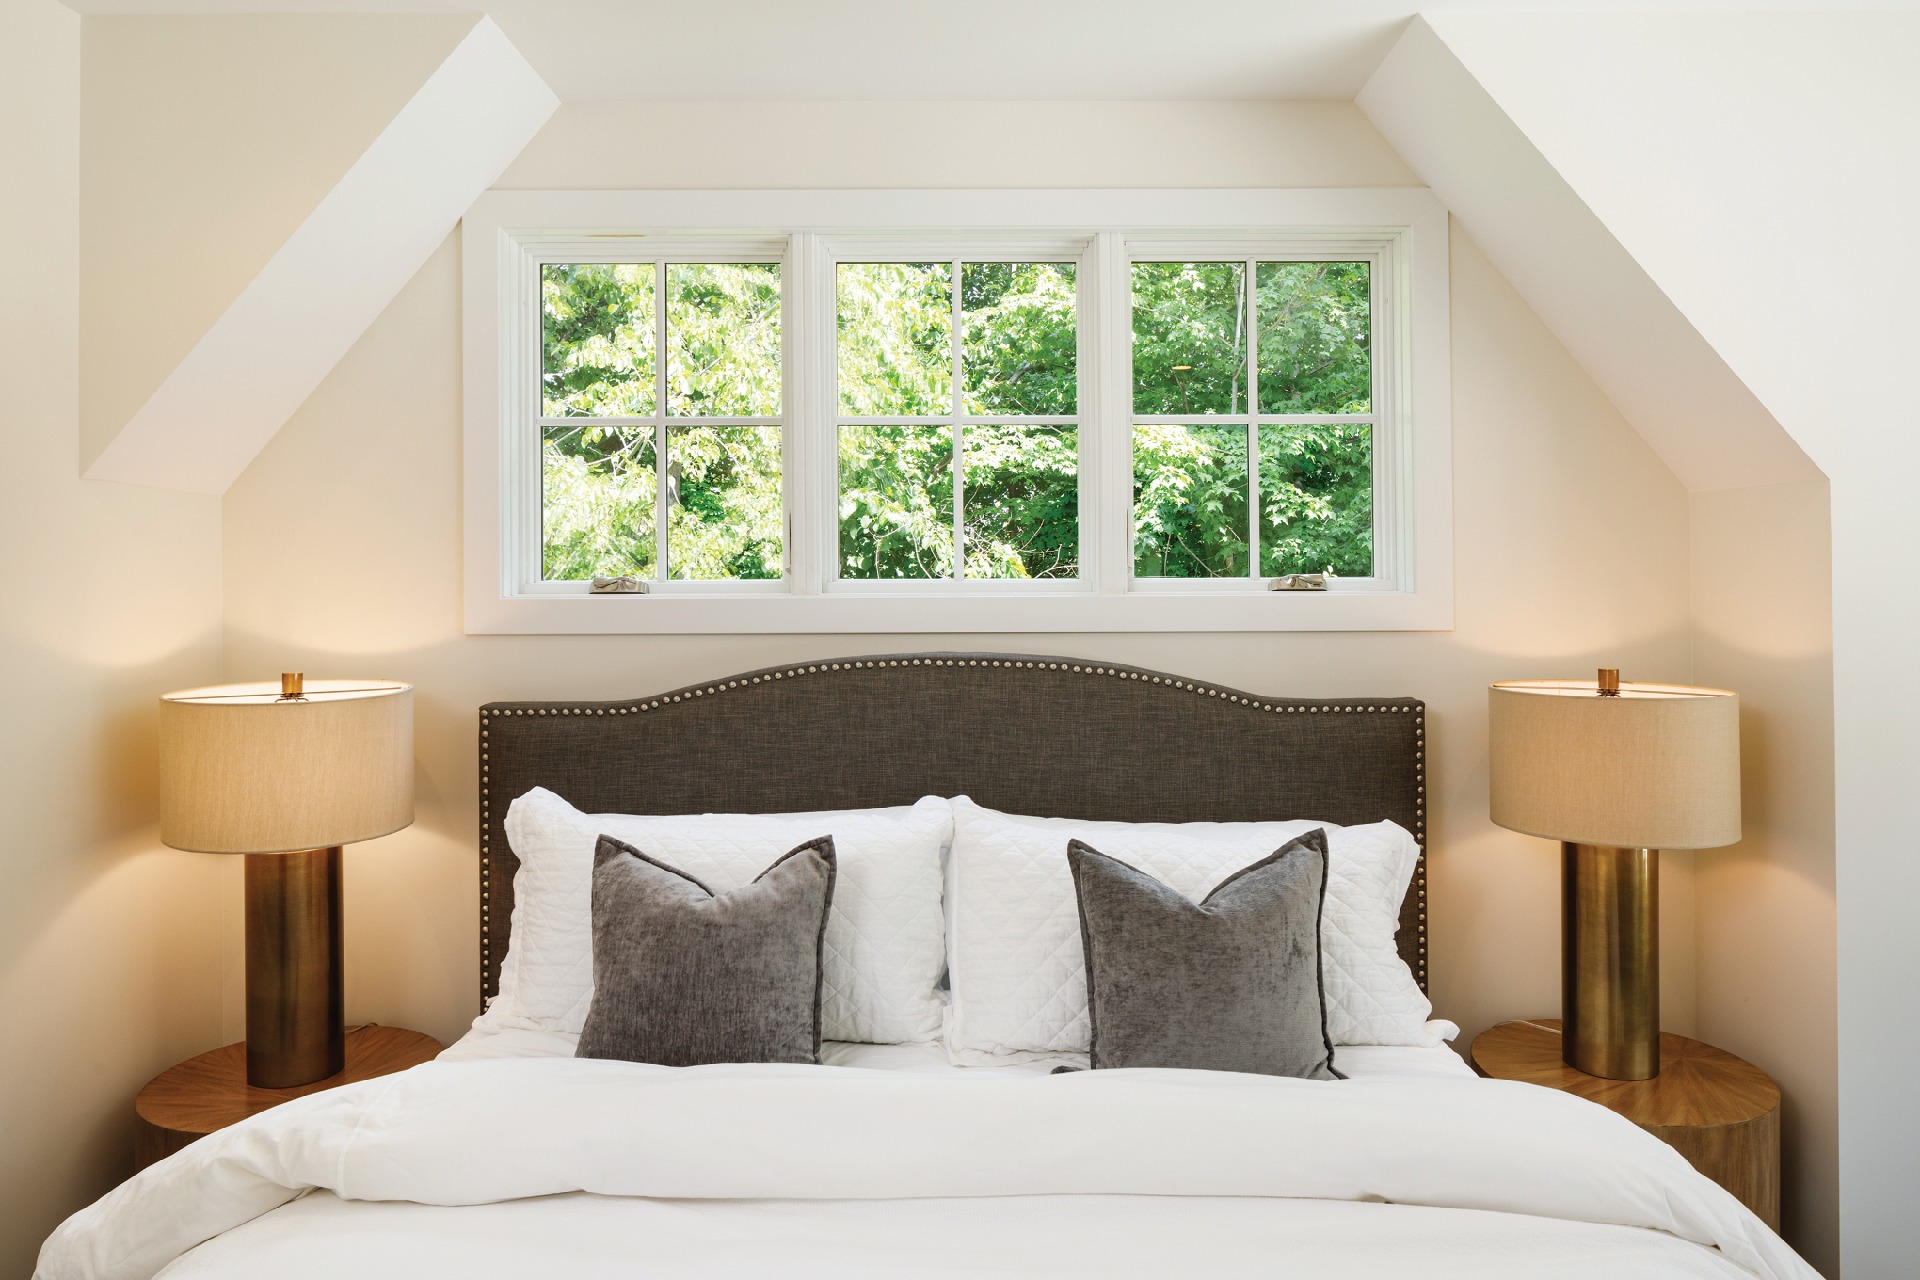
[462,188,1452,634]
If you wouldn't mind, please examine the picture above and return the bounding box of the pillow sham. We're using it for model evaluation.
[1069,832,1340,1079]
[486,788,949,1045]
[944,797,1443,1062]
[577,835,836,1066]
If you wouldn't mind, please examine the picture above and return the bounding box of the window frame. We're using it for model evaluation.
[463,189,1451,634]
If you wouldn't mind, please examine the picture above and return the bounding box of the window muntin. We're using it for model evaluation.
[834,260,1081,582]
[1130,259,1374,581]
[539,261,783,583]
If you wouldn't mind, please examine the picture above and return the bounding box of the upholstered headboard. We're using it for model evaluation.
[477,653,1429,1006]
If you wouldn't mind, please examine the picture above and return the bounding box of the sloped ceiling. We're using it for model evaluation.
[1357,17,1818,493]
[73,5,1865,496]
[1398,9,1917,489]
[59,0,1907,103]
[80,15,557,493]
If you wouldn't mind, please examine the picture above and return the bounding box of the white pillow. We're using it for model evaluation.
[484,787,951,1045]
[943,797,1446,1061]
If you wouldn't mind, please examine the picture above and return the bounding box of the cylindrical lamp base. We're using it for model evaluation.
[244,847,344,1088]
[1562,842,1659,1080]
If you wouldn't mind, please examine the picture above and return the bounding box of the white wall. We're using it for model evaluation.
[1354,20,1811,494]
[497,100,1421,190]
[1404,16,1910,1270]
[78,13,478,470]
[1691,480,1837,1270]
[220,102,1699,1068]
[0,0,226,1273]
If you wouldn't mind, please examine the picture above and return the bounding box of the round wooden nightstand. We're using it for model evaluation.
[1470,1018,1780,1230]
[134,1025,441,1171]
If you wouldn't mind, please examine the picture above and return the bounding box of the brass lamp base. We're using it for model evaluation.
[244,847,345,1088]
[1562,842,1659,1080]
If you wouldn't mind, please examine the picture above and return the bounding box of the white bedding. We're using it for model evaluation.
[439,1022,1478,1080]
[152,1188,1780,1280]
[38,1054,1813,1280]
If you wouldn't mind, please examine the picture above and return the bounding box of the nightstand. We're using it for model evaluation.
[1470,1018,1780,1230]
[134,1025,441,1171]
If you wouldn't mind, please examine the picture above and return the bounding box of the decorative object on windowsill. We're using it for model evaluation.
[1487,669,1739,1081]
[160,674,413,1088]
[590,575,650,594]
[1267,573,1326,591]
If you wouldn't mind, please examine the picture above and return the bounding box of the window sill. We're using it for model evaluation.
[463,589,1453,634]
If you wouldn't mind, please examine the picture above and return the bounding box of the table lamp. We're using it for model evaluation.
[159,674,413,1088]
[1488,669,1739,1080]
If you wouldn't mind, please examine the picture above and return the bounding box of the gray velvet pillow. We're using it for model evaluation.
[576,834,836,1066]
[1067,829,1341,1079]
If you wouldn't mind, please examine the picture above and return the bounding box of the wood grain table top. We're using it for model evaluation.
[1470,1018,1779,1129]
[135,1025,442,1138]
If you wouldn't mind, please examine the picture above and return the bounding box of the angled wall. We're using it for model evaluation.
[81,14,557,493]
[1355,20,1814,494]
[1364,13,1920,1274]
[80,13,479,471]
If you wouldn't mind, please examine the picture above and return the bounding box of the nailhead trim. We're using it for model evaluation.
[478,658,1429,1000]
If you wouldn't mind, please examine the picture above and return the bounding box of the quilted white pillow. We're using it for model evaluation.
[483,788,951,1045]
[944,797,1447,1061]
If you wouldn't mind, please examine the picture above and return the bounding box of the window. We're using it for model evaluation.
[836,260,1080,582]
[464,190,1450,633]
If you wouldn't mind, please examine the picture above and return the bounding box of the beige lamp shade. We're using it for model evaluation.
[160,679,413,854]
[1488,677,1740,850]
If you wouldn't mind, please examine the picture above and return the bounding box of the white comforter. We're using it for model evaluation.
[38,1058,1814,1280]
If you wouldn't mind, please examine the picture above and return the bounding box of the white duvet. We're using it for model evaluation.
[38,1058,1813,1280]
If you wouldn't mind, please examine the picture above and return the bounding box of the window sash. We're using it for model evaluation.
[530,244,790,593]
[830,255,1085,586]
[1127,253,1380,587]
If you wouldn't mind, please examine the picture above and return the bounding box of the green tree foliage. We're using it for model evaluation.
[1132,422,1251,577]
[539,256,1371,584]
[961,425,1078,579]
[837,423,954,579]
[835,262,1079,580]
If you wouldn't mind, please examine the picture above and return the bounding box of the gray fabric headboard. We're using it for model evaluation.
[478,653,1429,1007]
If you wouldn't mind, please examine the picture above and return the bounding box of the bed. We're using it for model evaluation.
[37,655,1814,1280]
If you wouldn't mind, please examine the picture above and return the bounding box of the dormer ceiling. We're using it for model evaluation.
[64,2,1870,494]
[78,15,557,493]
[63,0,1889,103]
